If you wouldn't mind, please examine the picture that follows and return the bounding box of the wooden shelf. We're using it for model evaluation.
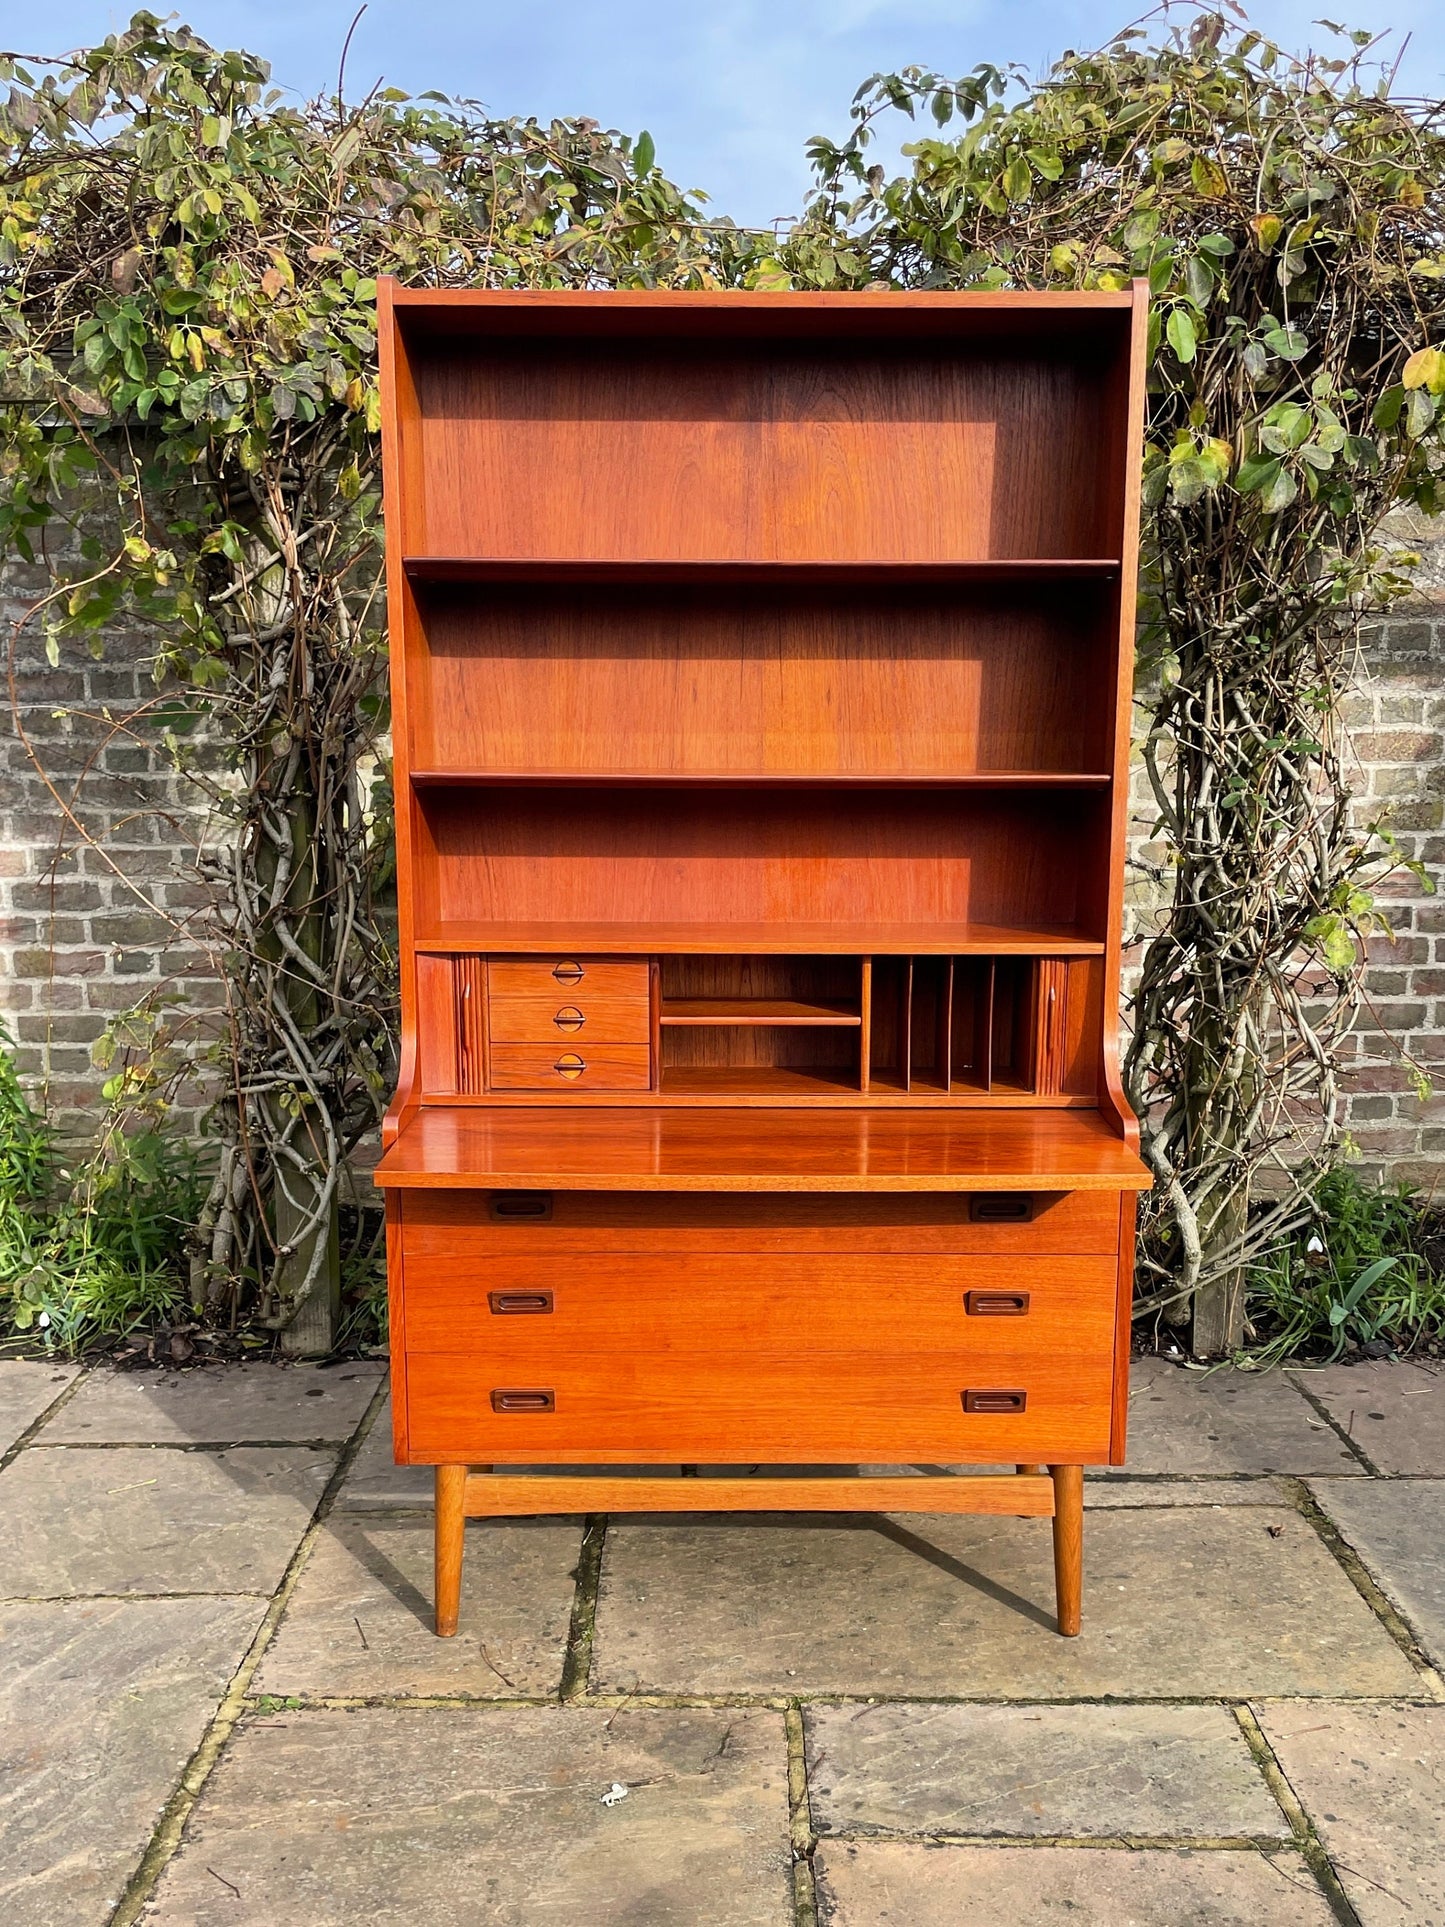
[374,1104,1153,1191]
[414,923,1106,957]
[662,1000,861,1027]
[410,770,1113,790]
[404,557,1122,587]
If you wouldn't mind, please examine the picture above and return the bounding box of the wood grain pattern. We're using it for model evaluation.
[488,993,651,1044]
[377,284,1152,1637]
[413,345,1117,562]
[417,788,1107,938]
[399,1186,1122,1255]
[405,1346,1113,1462]
[488,1044,652,1091]
[410,582,1115,779]
[457,1472,1058,1517]
[374,1105,1153,1191]
[399,1250,1117,1356]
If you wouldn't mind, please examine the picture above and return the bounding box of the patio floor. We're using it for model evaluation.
[1,1350,1441,1925]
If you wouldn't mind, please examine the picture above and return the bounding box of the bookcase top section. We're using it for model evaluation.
[374,1104,1151,1192]
[383,283,1140,345]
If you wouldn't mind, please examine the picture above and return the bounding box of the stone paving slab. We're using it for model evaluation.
[805,1702,1289,1841]
[1083,1477,1288,1506]
[1308,1477,1445,1668]
[1113,1357,1360,1475]
[594,1507,1418,1698]
[255,1514,582,1698]
[0,1359,79,1455]
[142,1706,792,1925]
[1259,1702,1445,1927]
[1291,1360,1445,1474]
[42,1361,382,1445]
[813,1842,1337,1925]
[0,1446,334,1597]
[333,1396,433,1507]
[0,1595,264,1927]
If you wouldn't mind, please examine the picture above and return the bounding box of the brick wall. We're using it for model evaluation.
[3,519,1444,1170]
[0,537,224,1142]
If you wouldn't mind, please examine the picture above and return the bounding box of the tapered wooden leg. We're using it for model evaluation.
[435,1464,468,1638]
[1050,1464,1083,1637]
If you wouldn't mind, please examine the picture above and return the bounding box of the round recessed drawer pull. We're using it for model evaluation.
[552,960,585,985]
[552,1006,586,1031]
[553,1053,587,1079]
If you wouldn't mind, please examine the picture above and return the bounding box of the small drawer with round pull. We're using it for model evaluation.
[489,958,651,1000]
[488,1043,653,1090]
[487,992,651,1046]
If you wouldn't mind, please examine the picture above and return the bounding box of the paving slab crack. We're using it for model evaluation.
[558,1513,606,1702]
[1283,1477,1445,1698]
[29,1435,359,1452]
[1233,1704,1365,1927]
[103,1371,391,1927]
[785,1701,818,1927]
[1285,1375,1383,1476]
[0,1359,94,1470]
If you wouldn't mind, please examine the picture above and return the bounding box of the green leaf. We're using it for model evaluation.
[1003,154,1031,202]
[1184,254,1215,306]
[1263,323,1308,361]
[1236,453,1281,494]
[633,129,655,176]
[1260,464,1298,512]
[1373,386,1405,430]
[1166,307,1197,365]
[1405,386,1436,438]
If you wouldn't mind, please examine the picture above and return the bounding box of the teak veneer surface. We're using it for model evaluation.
[412,346,1119,564]
[417,787,1106,935]
[378,282,1150,1636]
[373,1106,1152,1192]
[409,581,1115,779]
[396,1187,1122,1254]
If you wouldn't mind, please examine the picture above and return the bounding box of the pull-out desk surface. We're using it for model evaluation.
[373,1106,1152,1194]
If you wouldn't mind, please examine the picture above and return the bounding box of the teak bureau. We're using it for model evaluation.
[373,281,1153,1638]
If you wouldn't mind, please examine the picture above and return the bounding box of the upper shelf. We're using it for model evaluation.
[402,557,1123,588]
[409,770,1113,790]
[412,921,1106,957]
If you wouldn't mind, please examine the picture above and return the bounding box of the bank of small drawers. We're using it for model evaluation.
[395,1189,1124,1465]
[487,957,651,1090]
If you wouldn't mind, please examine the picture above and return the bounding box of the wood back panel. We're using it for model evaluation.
[409,580,1115,777]
[411,343,1119,562]
[416,788,1106,938]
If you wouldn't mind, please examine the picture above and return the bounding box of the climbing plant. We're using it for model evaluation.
[783,6,1445,1350]
[0,12,750,1339]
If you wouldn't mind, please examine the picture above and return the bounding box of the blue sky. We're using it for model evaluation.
[16,2,1445,226]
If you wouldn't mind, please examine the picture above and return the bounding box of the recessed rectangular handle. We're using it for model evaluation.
[969,1193,1033,1222]
[488,1291,554,1315]
[490,1388,555,1413]
[488,1191,553,1222]
[962,1388,1028,1414]
[964,1290,1031,1317]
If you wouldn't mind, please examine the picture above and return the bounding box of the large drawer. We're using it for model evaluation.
[400,1253,1116,1462]
[395,1187,1122,1256]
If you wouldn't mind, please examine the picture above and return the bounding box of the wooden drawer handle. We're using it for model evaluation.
[488,1291,554,1315]
[964,1290,1031,1317]
[488,1192,553,1222]
[552,960,585,985]
[490,1388,555,1413]
[969,1194,1034,1223]
[962,1388,1028,1414]
[552,1006,586,1031]
[554,1053,586,1079]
